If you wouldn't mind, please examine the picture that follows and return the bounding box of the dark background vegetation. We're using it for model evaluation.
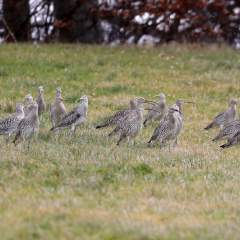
[0,0,240,47]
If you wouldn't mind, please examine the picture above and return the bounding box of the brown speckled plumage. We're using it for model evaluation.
[13,102,40,151]
[0,103,25,144]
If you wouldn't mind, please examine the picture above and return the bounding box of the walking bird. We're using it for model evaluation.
[0,103,25,144]
[220,131,240,149]
[143,93,167,129]
[13,102,40,151]
[116,104,145,148]
[49,87,72,127]
[96,97,156,131]
[50,95,88,137]
[148,104,181,152]
[35,86,46,122]
[169,99,196,147]
[212,113,240,142]
[107,98,157,137]
[205,99,238,131]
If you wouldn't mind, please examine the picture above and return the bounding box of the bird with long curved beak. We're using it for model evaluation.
[50,95,88,137]
[35,86,46,122]
[49,87,73,127]
[13,101,39,151]
[143,93,167,130]
[205,99,238,132]
[164,99,196,148]
[148,104,181,152]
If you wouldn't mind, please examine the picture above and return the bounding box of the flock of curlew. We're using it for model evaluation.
[0,86,240,152]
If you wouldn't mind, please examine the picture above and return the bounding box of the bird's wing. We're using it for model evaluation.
[56,110,81,127]
[212,110,228,123]
[0,114,18,132]
[98,107,130,127]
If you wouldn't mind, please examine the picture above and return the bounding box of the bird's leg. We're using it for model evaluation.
[71,125,76,137]
[27,139,31,150]
[127,136,131,147]
[164,141,167,148]
[117,136,122,146]
[168,141,171,152]
[7,133,11,145]
[152,120,154,130]
[23,139,26,152]
[134,137,137,150]
[173,137,178,148]
[39,115,42,122]
[52,121,55,128]
[160,139,162,150]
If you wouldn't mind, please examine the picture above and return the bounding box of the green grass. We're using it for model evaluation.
[0,43,240,240]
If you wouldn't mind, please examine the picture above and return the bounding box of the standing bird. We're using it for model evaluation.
[49,87,72,127]
[13,102,40,151]
[143,93,167,129]
[96,98,156,130]
[35,86,46,122]
[170,99,196,147]
[0,103,25,144]
[220,131,240,149]
[50,95,88,137]
[107,98,157,137]
[148,104,180,152]
[205,99,238,131]
[116,104,145,148]
[212,114,240,142]
[23,94,34,116]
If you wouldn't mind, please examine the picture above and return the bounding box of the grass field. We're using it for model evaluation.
[0,43,240,240]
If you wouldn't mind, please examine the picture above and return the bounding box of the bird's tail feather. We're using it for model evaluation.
[220,141,231,149]
[204,123,213,130]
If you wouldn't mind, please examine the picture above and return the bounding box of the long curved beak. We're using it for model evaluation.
[23,97,26,103]
[144,108,162,113]
[76,98,83,103]
[170,107,184,116]
[144,100,158,105]
[153,95,159,98]
[60,98,73,103]
[184,101,197,105]
[236,102,240,106]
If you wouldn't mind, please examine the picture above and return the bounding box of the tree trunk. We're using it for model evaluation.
[53,0,103,43]
[3,0,31,42]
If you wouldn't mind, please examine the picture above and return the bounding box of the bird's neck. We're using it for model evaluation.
[28,108,38,121]
[17,109,24,116]
[56,92,61,99]
[177,103,183,115]
[159,98,165,104]
[169,112,177,123]
[27,99,34,104]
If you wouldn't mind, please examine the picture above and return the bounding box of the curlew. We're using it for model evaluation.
[50,95,88,137]
[148,104,181,152]
[107,98,157,137]
[96,98,156,131]
[143,93,167,129]
[35,86,46,122]
[168,99,196,147]
[220,130,240,149]
[49,87,72,127]
[116,104,145,148]
[205,99,238,131]
[13,102,40,151]
[212,113,240,142]
[0,103,25,144]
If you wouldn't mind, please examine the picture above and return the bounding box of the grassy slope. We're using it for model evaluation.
[0,44,240,240]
